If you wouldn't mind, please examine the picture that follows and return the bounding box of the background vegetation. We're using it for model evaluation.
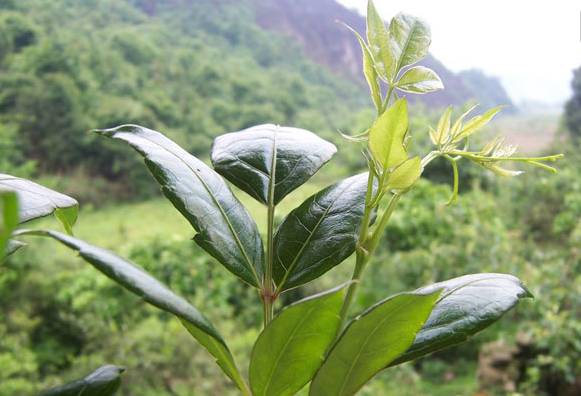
[1,0,579,395]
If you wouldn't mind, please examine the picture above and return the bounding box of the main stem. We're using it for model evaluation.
[263,199,275,327]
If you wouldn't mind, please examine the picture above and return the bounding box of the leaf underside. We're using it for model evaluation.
[250,285,346,396]
[39,365,124,396]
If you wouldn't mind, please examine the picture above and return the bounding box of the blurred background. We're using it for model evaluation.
[1,0,580,394]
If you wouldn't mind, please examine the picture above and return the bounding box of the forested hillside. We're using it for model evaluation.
[0,0,368,197]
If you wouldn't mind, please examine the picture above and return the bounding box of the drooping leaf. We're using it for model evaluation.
[0,173,78,225]
[273,173,370,291]
[391,273,532,366]
[368,99,408,169]
[0,191,18,258]
[309,291,440,396]
[4,239,25,258]
[387,156,422,191]
[366,0,394,80]
[55,206,78,236]
[95,125,263,287]
[40,365,125,396]
[211,124,336,206]
[389,13,431,72]
[21,230,250,394]
[342,23,382,111]
[396,66,443,94]
[250,284,347,396]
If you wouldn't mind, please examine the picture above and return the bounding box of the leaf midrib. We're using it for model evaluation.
[124,131,261,285]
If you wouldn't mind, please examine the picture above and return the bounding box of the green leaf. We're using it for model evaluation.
[0,173,78,225]
[387,156,422,191]
[368,98,408,169]
[273,173,370,291]
[39,365,125,396]
[310,291,440,396]
[389,13,431,72]
[0,191,18,258]
[342,23,382,111]
[4,239,25,258]
[454,106,504,141]
[55,206,78,236]
[21,230,250,394]
[95,125,264,287]
[366,0,395,80]
[211,124,336,205]
[250,284,347,396]
[434,106,453,144]
[391,273,532,366]
[396,66,443,94]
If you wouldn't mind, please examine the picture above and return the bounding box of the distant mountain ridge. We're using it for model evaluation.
[253,0,514,109]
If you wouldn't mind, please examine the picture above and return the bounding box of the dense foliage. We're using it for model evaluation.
[565,66,581,140]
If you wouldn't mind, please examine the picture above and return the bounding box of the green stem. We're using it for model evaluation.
[263,194,275,328]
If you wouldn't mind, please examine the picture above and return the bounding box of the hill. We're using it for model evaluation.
[254,0,514,109]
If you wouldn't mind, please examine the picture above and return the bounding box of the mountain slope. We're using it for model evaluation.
[253,0,513,109]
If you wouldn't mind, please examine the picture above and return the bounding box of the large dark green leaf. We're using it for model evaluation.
[40,365,125,396]
[391,273,532,366]
[20,230,250,394]
[309,291,440,396]
[0,191,18,258]
[250,284,346,396]
[211,124,336,205]
[95,125,263,287]
[0,173,78,225]
[273,173,370,291]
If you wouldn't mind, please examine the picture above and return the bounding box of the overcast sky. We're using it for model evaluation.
[338,0,581,104]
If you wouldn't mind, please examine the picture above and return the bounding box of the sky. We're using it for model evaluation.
[338,0,581,104]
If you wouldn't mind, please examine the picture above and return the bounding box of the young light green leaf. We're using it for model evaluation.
[435,106,453,144]
[274,173,370,291]
[454,105,504,141]
[211,124,336,205]
[387,156,422,191]
[0,174,78,226]
[396,66,443,94]
[389,13,431,72]
[39,365,125,396]
[450,104,478,138]
[391,273,532,366]
[366,0,394,80]
[55,206,78,236]
[368,98,408,169]
[309,291,440,396]
[95,125,264,287]
[342,23,382,111]
[0,191,18,258]
[250,285,347,396]
[19,230,250,394]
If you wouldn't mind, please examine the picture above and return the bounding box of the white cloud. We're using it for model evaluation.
[338,0,581,103]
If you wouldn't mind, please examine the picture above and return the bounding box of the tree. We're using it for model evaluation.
[565,66,581,139]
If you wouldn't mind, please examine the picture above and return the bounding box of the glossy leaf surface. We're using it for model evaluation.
[0,173,78,224]
[389,13,431,72]
[211,124,336,205]
[310,291,440,396]
[396,66,443,94]
[368,99,408,169]
[273,173,370,291]
[40,365,124,396]
[250,285,346,396]
[391,273,532,366]
[96,125,263,287]
[23,230,249,393]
